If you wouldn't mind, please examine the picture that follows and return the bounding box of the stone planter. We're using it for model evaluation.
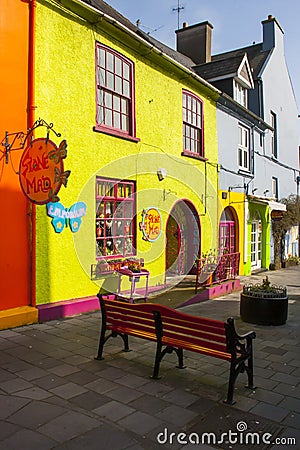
[285,260,298,268]
[240,281,288,326]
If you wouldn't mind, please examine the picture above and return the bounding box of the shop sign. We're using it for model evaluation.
[47,201,86,233]
[19,138,70,204]
[271,210,284,221]
[139,207,162,242]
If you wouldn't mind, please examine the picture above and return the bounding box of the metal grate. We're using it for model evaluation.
[186,405,284,450]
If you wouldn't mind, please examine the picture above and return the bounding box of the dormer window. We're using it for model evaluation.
[234,80,247,107]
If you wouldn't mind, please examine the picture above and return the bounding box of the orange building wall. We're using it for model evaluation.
[0,0,31,310]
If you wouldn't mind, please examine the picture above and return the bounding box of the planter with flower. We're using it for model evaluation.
[125,259,143,282]
[127,259,142,273]
[240,276,288,326]
[282,255,300,268]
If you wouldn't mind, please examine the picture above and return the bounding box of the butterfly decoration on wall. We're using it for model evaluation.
[46,202,87,233]
[48,139,71,202]
[48,139,68,164]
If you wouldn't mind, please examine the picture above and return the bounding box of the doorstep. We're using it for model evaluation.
[180,278,242,307]
[0,306,38,330]
[37,296,99,322]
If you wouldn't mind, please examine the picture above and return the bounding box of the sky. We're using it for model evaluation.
[106,0,300,112]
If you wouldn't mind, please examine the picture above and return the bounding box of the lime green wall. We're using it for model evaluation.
[244,203,271,275]
[34,0,219,304]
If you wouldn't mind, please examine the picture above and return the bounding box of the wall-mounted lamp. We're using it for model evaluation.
[157,168,166,181]
[252,188,258,195]
[263,189,269,196]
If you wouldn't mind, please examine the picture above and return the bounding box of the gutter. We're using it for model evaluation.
[28,0,36,129]
[218,92,271,131]
[71,0,221,98]
[28,0,37,308]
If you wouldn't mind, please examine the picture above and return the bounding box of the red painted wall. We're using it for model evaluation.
[0,0,31,310]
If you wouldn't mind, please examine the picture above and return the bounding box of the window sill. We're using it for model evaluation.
[238,168,254,178]
[93,126,140,143]
[181,151,207,161]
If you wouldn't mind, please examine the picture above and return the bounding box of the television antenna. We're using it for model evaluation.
[172,0,184,29]
[135,19,163,35]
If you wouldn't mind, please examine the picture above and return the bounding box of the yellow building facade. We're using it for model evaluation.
[219,191,246,276]
[32,0,221,319]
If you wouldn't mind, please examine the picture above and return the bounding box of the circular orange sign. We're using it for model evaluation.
[140,207,162,242]
[19,138,70,205]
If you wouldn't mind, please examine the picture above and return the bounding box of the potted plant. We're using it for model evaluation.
[284,255,300,268]
[240,276,288,326]
[127,259,142,273]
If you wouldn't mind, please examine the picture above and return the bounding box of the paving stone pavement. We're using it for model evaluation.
[0,266,299,449]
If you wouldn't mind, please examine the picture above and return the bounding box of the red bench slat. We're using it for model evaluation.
[104,299,225,329]
[161,322,227,344]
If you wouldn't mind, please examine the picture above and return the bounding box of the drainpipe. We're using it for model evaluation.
[27,0,37,307]
[297,175,300,256]
[257,79,264,120]
[244,198,249,264]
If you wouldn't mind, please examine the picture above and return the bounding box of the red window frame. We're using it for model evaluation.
[95,43,138,141]
[96,177,136,259]
[219,221,236,254]
[182,90,204,158]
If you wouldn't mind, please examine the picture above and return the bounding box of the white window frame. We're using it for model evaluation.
[234,80,247,108]
[272,177,279,200]
[251,216,262,269]
[270,111,278,158]
[238,124,250,171]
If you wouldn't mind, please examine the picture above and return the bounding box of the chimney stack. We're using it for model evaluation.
[262,14,284,51]
[176,21,213,65]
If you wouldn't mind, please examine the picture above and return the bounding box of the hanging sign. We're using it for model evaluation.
[139,207,162,242]
[19,138,71,204]
[271,210,284,221]
[46,202,87,233]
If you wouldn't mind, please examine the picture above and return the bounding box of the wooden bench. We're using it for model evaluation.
[96,294,256,404]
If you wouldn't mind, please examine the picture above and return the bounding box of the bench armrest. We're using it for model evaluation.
[225,317,256,356]
[226,317,256,340]
[235,330,256,341]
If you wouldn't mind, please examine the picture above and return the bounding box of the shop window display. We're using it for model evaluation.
[96,178,135,258]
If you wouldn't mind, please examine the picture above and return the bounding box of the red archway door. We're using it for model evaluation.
[166,216,181,273]
[166,200,200,276]
[219,207,238,254]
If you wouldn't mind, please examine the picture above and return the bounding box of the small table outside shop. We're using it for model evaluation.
[117,268,150,303]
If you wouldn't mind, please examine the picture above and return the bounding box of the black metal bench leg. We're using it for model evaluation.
[151,341,162,379]
[244,337,256,390]
[175,348,186,369]
[95,327,109,360]
[95,340,105,360]
[120,333,131,352]
[245,354,256,390]
[224,362,237,405]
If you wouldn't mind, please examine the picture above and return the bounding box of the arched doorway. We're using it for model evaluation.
[251,211,262,269]
[165,200,200,276]
[219,207,238,254]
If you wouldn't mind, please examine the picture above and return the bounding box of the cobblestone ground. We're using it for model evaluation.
[0,267,299,449]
